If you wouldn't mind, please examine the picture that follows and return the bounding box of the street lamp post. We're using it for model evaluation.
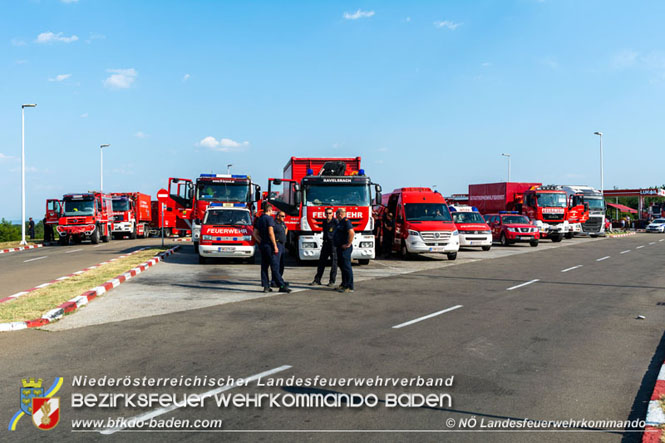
[594,132,603,195]
[20,104,37,246]
[501,153,511,182]
[100,144,110,191]
[227,164,233,175]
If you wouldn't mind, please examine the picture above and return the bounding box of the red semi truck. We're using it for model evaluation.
[56,192,114,245]
[266,157,382,264]
[374,187,459,259]
[166,174,260,248]
[468,182,569,242]
[110,192,152,239]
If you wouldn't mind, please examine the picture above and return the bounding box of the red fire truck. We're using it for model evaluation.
[374,188,459,259]
[266,157,381,264]
[197,203,255,264]
[110,192,152,239]
[166,174,260,248]
[468,182,569,242]
[56,192,114,245]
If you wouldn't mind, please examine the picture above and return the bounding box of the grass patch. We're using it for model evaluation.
[0,248,167,323]
[0,239,45,249]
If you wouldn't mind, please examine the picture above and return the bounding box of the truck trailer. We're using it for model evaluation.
[267,157,381,264]
[468,182,568,242]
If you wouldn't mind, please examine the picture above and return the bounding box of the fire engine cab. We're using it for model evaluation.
[197,203,255,264]
[448,205,493,251]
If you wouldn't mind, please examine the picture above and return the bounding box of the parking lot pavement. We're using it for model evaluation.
[42,237,601,331]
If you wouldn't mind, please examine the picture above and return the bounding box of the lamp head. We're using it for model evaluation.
[22,104,37,108]
[594,132,603,136]
[100,144,110,148]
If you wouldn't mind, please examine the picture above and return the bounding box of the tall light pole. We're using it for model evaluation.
[227,163,233,175]
[594,132,603,195]
[501,153,511,182]
[100,144,110,191]
[20,104,37,246]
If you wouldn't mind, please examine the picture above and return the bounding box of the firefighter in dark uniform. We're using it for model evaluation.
[382,212,394,258]
[311,207,338,286]
[252,202,291,293]
[333,208,355,293]
[28,217,35,240]
[271,211,289,288]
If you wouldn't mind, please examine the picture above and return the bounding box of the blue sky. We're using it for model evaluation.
[2,0,665,221]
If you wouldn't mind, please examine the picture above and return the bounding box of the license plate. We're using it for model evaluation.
[469,241,477,245]
[518,236,530,240]
[429,247,444,252]
[219,247,234,252]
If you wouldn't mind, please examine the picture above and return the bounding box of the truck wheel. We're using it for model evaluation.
[482,245,491,251]
[530,239,539,247]
[500,233,510,247]
[565,232,573,239]
[447,252,457,260]
[551,235,563,243]
[358,259,370,265]
[91,226,100,244]
[59,235,69,246]
[198,254,207,264]
[399,241,411,259]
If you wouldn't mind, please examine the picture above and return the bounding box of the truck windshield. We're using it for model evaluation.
[536,193,567,207]
[112,199,130,212]
[63,199,95,216]
[197,183,250,202]
[452,212,486,223]
[586,198,605,210]
[503,216,531,224]
[204,210,251,226]
[404,203,452,222]
[304,184,370,206]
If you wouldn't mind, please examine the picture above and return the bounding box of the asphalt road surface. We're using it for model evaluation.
[0,238,167,298]
[2,234,665,442]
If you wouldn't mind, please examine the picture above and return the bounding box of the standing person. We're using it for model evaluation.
[333,208,355,293]
[28,218,35,240]
[382,212,395,258]
[271,211,289,288]
[43,217,51,242]
[311,207,338,286]
[252,202,291,293]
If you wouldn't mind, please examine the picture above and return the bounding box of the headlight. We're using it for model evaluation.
[202,235,213,240]
[408,230,420,237]
[359,241,373,248]
[302,242,317,248]
[507,227,516,232]
[452,230,459,236]
[482,230,491,234]
[531,228,538,232]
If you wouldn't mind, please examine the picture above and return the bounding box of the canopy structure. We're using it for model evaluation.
[606,203,637,214]
[604,188,665,219]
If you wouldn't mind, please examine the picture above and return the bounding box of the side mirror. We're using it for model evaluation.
[375,192,382,206]
[294,190,301,206]
[273,179,282,186]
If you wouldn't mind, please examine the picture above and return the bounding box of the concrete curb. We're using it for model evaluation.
[607,232,637,238]
[643,361,665,442]
[0,246,179,332]
[0,248,148,304]
[0,243,43,254]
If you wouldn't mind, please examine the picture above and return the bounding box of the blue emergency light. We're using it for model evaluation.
[499,211,519,214]
[232,175,248,178]
[209,203,223,207]
[234,203,247,207]
[358,169,365,176]
[448,206,457,212]
[200,174,215,178]
[307,168,314,176]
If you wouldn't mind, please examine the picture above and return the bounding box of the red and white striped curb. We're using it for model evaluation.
[643,361,665,442]
[174,237,192,242]
[608,232,637,238]
[0,246,179,332]
[0,243,43,254]
[0,248,148,304]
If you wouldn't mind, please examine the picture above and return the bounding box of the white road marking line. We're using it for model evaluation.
[24,256,47,263]
[596,256,610,262]
[620,250,631,254]
[649,242,656,245]
[506,279,539,291]
[99,365,292,435]
[392,305,463,329]
[561,265,583,273]
[637,245,645,249]
[660,239,664,242]
[65,248,83,254]
[93,245,103,248]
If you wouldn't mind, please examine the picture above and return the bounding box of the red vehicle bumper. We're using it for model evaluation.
[57,224,96,235]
